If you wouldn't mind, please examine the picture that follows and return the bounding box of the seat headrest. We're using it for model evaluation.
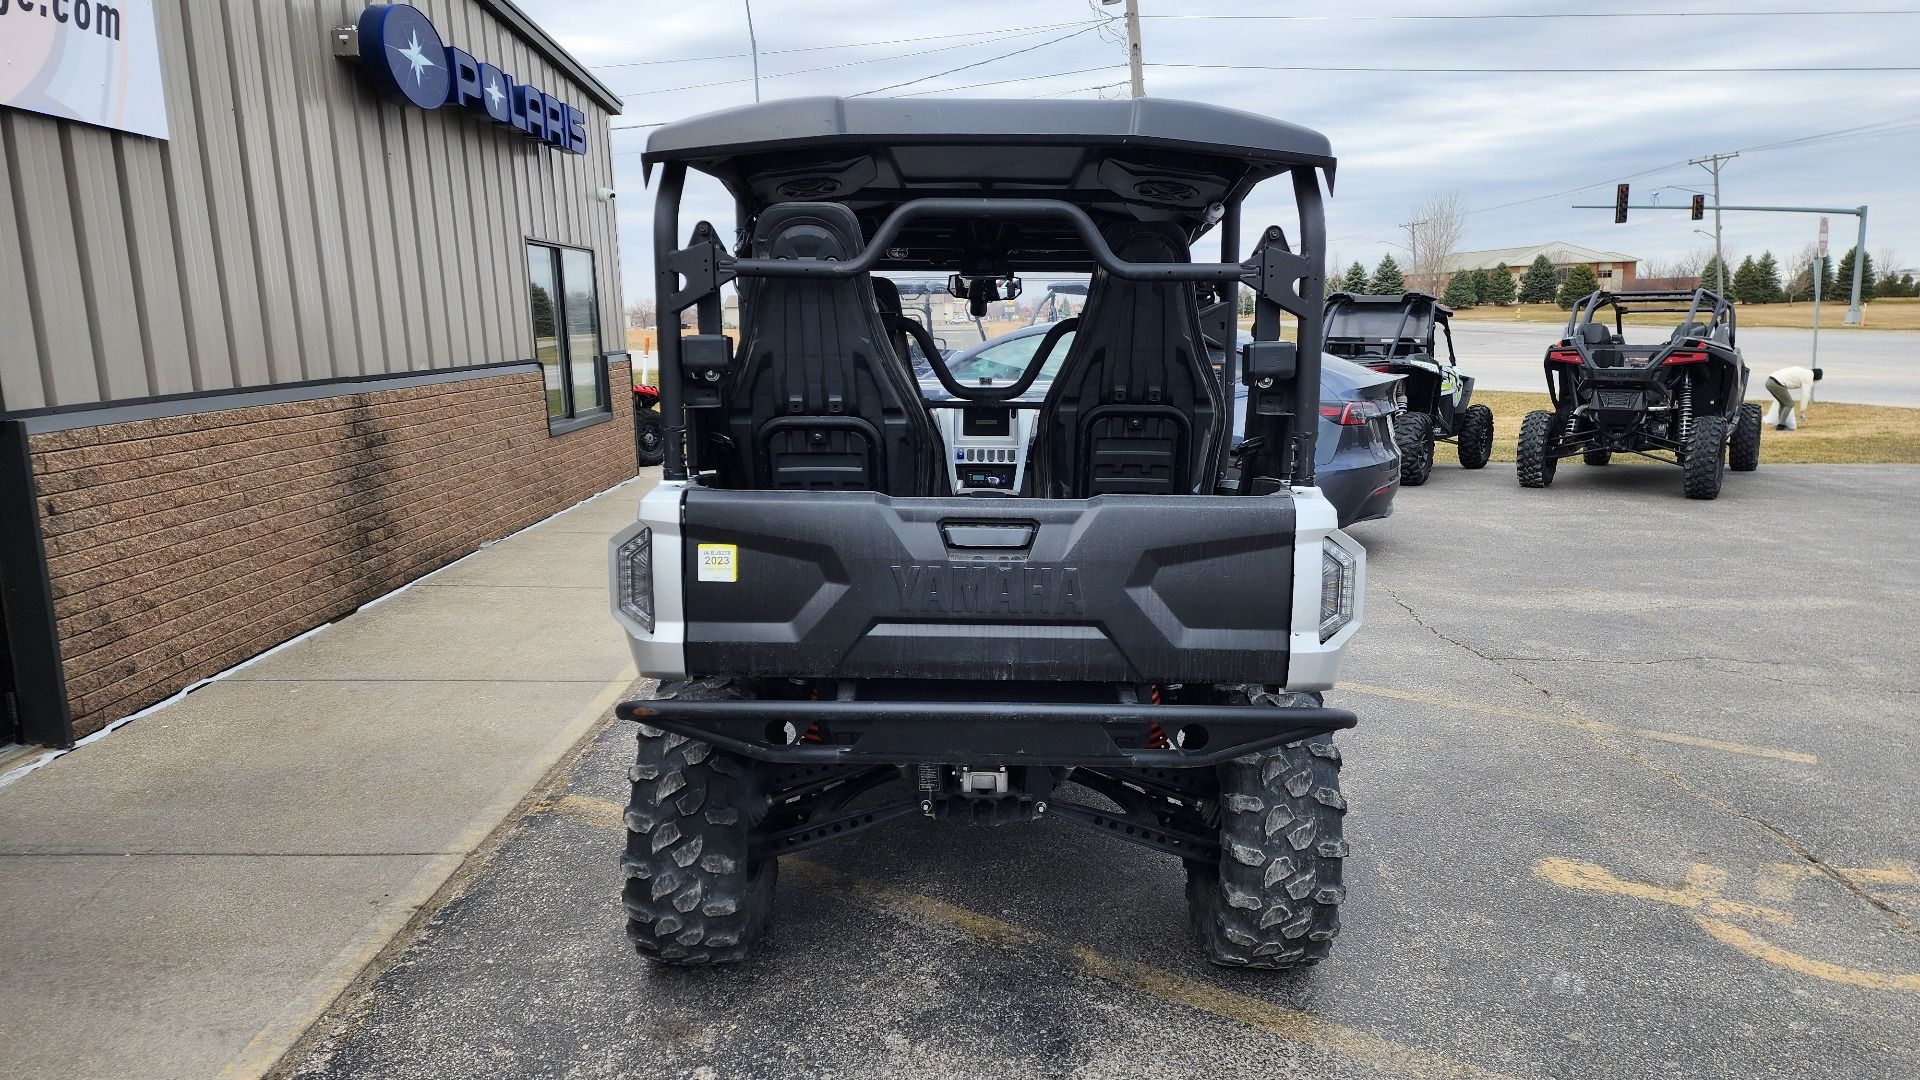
[1579,322,1613,346]
[752,202,865,262]
[872,276,902,316]
[1670,321,1709,342]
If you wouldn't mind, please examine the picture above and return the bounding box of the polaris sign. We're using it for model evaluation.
[350,3,587,156]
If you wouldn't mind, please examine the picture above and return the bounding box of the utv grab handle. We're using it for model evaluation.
[731,198,1257,284]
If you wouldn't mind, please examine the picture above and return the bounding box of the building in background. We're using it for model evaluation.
[1446,241,1640,291]
[0,0,632,747]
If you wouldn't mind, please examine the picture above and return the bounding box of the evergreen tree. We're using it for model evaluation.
[1240,287,1258,314]
[1518,254,1559,304]
[1469,268,1491,304]
[1556,263,1599,309]
[1443,270,1479,308]
[1369,254,1406,295]
[1700,256,1733,296]
[1340,261,1370,293]
[1485,262,1517,306]
[1834,246,1877,300]
[1755,251,1783,304]
[1731,256,1762,305]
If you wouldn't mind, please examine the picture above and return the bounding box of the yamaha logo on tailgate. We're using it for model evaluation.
[890,563,1086,617]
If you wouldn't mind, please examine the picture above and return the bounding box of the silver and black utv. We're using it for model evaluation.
[610,97,1366,969]
[1518,288,1761,499]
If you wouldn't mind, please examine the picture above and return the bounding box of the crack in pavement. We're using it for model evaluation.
[1384,587,1920,945]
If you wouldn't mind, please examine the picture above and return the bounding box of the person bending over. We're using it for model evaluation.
[1763,365,1820,431]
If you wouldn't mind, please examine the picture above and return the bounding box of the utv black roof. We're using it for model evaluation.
[644,97,1334,270]
[1325,292,1451,317]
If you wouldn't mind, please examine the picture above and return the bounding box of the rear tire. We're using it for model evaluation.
[1456,404,1494,470]
[635,406,666,467]
[1729,403,1762,472]
[1684,414,1729,500]
[1516,410,1559,488]
[623,677,775,966]
[1394,412,1436,486]
[1186,690,1347,969]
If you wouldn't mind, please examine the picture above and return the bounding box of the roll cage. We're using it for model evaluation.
[1322,292,1455,364]
[643,96,1336,492]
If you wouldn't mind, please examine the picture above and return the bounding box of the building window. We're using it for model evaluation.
[527,242,607,432]
[1597,268,1614,279]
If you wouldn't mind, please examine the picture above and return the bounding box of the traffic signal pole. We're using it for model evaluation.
[1575,195,1871,325]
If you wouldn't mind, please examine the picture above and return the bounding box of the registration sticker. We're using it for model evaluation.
[697,543,739,583]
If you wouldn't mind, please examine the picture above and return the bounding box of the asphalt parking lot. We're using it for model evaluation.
[286,464,1920,1080]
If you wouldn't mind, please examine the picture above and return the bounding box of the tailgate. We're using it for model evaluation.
[680,489,1295,685]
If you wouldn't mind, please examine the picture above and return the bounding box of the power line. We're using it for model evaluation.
[851,23,1110,97]
[1139,9,1920,19]
[1148,62,1920,74]
[589,21,1098,70]
[611,24,1091,97]
[893,65,1127,98]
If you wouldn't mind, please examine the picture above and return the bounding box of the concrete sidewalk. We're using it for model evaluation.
[0,476,653,1080]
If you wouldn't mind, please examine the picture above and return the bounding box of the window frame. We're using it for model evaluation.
[526,239,610,436]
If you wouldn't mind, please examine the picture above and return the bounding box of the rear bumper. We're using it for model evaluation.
[618,696,1358,768]
[1317,458,1398,527]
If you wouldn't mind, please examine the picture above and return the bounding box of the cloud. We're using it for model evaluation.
[514,0,1920,305]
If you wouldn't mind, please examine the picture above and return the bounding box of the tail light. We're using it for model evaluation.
[1547,348,1583,364]
[1319,400,1386,426]
[1665,350,1709,364]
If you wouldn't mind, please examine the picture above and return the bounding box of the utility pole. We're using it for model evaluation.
[743,0,761,102]
[1103,0,1145,98]
[1397,219,1426,290]
[1690,151,1738,294]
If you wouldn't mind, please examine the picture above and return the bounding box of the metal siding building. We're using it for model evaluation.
[0,0,635,746]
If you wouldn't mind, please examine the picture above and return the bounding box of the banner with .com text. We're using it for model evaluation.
[1,0,168,140]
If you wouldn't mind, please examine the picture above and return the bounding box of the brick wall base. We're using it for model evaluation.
[28,362,635,737]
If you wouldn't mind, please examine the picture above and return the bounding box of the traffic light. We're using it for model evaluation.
[1691,194,1706,221]
[1614,184,1630,224]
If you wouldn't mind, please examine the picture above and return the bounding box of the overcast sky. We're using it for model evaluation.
[513,0,1920,304]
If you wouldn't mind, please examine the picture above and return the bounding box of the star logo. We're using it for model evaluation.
[390,30,437,87]
[485,76,505,110]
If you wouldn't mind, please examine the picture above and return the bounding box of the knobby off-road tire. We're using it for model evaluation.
[635,407,666,467]
[1456,403,1494,470]
[1729,402,1763,472]
[1186,690,1348,969]
[1684,413,1730,500]
[1394,412,1436,486]
[1516,410,1560,488]
[622,677,775,965]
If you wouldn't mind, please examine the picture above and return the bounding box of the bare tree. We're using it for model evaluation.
[627,300,657,329]
[1406,192,1467,295]
[1876,244,1904,282]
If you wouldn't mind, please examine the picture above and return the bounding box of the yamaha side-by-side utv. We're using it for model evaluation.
[1323,292,1492,484]
[609,97,1365,969]
[1517,288,1761,499]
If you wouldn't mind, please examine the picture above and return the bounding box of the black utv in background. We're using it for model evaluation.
[1517,288,1761,499]
[611,97,1366,971]
[1323,292,1492,485]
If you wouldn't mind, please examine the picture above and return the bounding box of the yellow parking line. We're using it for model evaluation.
[1339,683,1817,765]
[551,794,1518,1080]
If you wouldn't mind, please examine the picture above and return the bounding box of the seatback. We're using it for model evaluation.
[1031,221,1223,498]
[1581,321,1624,368]
[723,204,944,495]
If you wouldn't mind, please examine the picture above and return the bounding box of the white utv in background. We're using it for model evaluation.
[611,96,1365,969]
